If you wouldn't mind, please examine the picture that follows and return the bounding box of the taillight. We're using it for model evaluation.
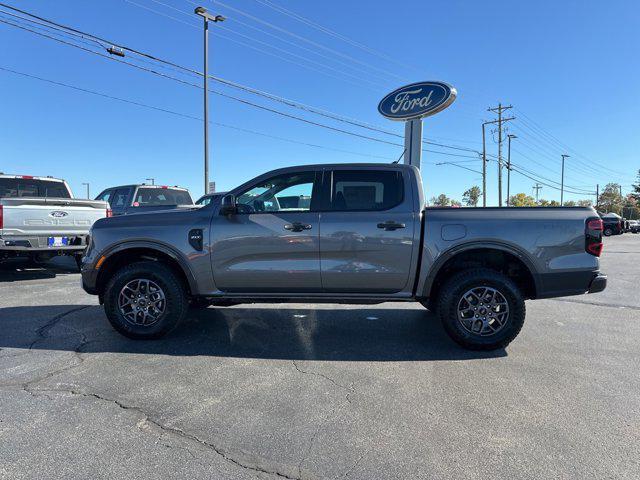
[587,218,603,231]
[0,205,3,229]
[106,208,113,218]
[585,217,603,256]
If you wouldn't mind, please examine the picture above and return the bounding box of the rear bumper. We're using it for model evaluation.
[588,273,607,294]
[0,234,88,252]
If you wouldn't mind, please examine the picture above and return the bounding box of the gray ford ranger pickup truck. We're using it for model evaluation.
[81,163,607,350]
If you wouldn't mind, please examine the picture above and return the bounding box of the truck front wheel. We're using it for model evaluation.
[437,268,525,350]
[103,261,188,339]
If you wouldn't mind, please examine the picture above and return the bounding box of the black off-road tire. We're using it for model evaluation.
[603,228,613,237]
[437,268,526,350]
[104,261,188,339]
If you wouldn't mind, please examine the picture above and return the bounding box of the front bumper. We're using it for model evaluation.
[588,273,607,294]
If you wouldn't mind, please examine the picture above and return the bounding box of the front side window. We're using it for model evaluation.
[329,170,403,211]
[96,190,113,203]
[236,172,315,213]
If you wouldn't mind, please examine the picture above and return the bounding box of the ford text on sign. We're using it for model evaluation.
[378,81,456,121]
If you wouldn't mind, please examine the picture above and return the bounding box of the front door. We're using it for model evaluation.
[319,168,416,294]
[211,170,321,293]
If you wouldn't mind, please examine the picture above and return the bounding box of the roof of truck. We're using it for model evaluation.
[101,184,189,190]
[0,174,65,182]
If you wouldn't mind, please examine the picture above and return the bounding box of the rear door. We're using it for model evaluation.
[210,170,322,293]
[319,168,417,294]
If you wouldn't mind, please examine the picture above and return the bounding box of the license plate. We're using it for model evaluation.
[48,236,69,247]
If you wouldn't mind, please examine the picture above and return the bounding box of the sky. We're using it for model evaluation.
[1,0,638,204]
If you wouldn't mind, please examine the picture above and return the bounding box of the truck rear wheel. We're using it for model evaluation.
[437,268,525,350]
[103,261,188,339]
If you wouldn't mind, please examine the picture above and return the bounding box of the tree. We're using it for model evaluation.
[536,199,560,207]
[564,200,577,207]
[631,169,640,203]
[462,186,481,207]
[509,193,537,207]
[598,183,624,214]
[430,194,452,206]
[451,200,462,207]
[577,199,593,207]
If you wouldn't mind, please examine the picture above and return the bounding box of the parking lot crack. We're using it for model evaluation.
[292,360,355,403]
[23,387,306,480]
[28,305,91,350]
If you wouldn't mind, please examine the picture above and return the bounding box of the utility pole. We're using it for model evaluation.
[482,122,487,207]
[194,7,225,195]
[560,154,570,205]
[506,134,516,206]
[533,183,542,203]
[596,184,599,208]
[487,104,514,207]
[82,182,90,199]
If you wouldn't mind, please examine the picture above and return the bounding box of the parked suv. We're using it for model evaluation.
[82,164,606,350]
[95,184,193,216]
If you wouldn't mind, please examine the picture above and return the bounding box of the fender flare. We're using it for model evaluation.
[96,240,199,294]
[420,240,540,299]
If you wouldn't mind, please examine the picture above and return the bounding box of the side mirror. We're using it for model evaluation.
[220,194,237,215]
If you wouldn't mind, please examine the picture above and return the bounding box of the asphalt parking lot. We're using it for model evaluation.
[1,235,639,479]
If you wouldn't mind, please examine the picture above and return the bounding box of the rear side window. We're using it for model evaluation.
[0,178,71,198]
[329,170,404,211]
[110,188,131,208]
[133,188,193,207]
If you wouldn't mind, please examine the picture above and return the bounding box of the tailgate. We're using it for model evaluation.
[0,198,107,236]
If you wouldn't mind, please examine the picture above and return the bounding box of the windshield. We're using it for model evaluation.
[133,187,193,207]
[0,178,71,198]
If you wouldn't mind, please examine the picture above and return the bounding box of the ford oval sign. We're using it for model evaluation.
[378,81,457,121]
[49,211,69,218]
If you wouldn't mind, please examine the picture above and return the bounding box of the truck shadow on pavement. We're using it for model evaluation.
[0,304,507,361]
[0,258,78,282]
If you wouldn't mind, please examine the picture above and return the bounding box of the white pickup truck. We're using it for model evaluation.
[0,174,109,267]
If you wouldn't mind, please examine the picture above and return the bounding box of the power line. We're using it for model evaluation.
[514,107,628,177]
[0,4,482,155]
[213,0,408,82]
[0,63,478,165]
[0,65,398,161]
[250,0,421,74]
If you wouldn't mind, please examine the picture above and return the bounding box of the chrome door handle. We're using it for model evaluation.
[284,222,312,232]
[377,221,406,231]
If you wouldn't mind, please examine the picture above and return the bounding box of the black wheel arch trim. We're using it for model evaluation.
[96,240,199,295]
[420,240,541,299]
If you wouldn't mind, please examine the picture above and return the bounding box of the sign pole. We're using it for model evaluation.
[404,119,422,169]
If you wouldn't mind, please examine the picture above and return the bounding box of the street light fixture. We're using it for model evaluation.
[194,6,225,195]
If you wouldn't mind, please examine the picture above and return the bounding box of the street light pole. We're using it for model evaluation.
[194,7,225,195]
[145,178,155,185]
[561,154,570,205]
[506,134,516,206]
[82,182,90,199]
